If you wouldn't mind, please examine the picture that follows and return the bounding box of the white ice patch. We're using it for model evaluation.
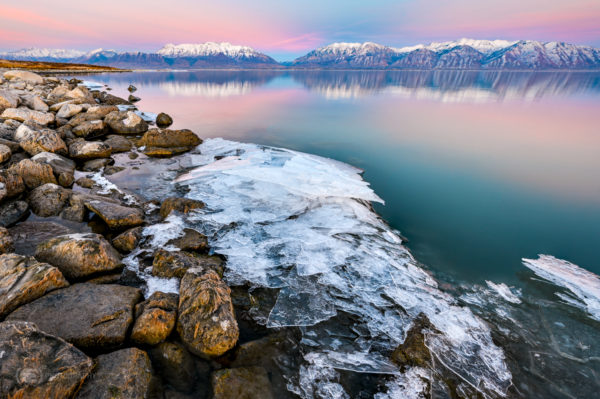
[485,281,522,304]
[374,367,430,399]
[522,255,600,322]
[135,110,157,123]
[81,80,105,91]
[143,214,186,250]
[90,171,137,205]
[172,138,512,397]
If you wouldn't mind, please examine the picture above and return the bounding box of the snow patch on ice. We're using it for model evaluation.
[522,255,600,321]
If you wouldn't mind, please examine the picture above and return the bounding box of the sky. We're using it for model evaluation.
[1,0,599,61]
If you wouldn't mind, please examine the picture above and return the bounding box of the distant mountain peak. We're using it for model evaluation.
[156,42,265,58]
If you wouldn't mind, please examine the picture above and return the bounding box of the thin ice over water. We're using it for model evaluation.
[167,138,512,397]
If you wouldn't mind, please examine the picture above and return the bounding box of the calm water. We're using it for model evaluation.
[87,70,600,285]
[81,70,600,397]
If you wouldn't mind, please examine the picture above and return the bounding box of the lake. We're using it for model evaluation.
[83,69,600,398]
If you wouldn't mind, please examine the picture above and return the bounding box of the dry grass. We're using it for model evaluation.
[0,58,124,71]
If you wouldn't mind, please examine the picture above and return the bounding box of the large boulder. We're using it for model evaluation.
[69,139,112,160]
[211,367,274,399]
[8,159,57,189]
[3,70,44,84]
[112,226,143,252]
[0,200,29,227]
[1,107,55,125]
[160,197,205,219]
[27,183,71,217]
[152,250,223,279]
[131,291,178,345]
[85,105,119,118]
[35,233,122,280]
[177,268,239,357]
[104,134,132,153]
[105,111,148,135]
[76,348,156,399]
[0,253,69,318]
[0,90,19,110]
[166,227,209,252]
[56,103,84,119]
[84,198,144,230]
[23,95,49,112]
[72,120,107,139]
[139,128,201,157]
[7,221,75,256]
[65,86,94,102]
[19,128,68,156]
[0,321,93,398]
[6,283,142,351]
[31,151,75,187]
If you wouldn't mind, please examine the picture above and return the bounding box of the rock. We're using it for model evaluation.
[150,341,197,393]
[7,221,76,256]
[0,169,25,201]
[72,120,106,139]
[98,93,130,106]
[19,127,68,156]
[139,128,201,154]
[0,253,69,318]
[69,139,112,160]
[86,105,119,118]
[31,151,75,187]
[0,200,29,227]
[128,94,141,103]
[166,228,209,252]
[152,250,223,279]
[24,95,49,112]
[0,90,19,110]
[3,70,44,84]
[177,268,239,357]
[76,177,96,188]
[112,226,143,252]
[143,146,192,158]
[57,103,84,119]
[0,137,20,152]
[0,143,11,163]
[160,197,205,219]
[0,226,14,254]
[7,283,142,351]
[128,85,137,93]
[49,99,76,112]
[104,134,132,153]
[105,111,148,135]
[391,313,434,369]
[35,233,122,280]
[27,183,70,217]
[84,199,144,230]
[155,112,173,128]
[131,292,178,345]
[82,157,113,171]
[65,86,93,101]
[211,367,274,399]
[0,321,93,398]
[8,159,57,189]
[1,107,54,125]
[76,348,156,399]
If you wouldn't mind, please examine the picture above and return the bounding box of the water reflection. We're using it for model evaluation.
[96,70,600,101]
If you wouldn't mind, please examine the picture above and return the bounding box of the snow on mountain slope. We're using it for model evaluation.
[157,42,268,59]
[0,48,86,61]
[395,39,517,54]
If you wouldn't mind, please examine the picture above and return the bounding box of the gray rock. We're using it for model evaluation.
[0,200,29,227]
[18,127,68,156]
[104,134,132,153]
[0,90,19,110]
[56,103,83,119]
[7,221,77,256]
[72,119,106,139]
[82,157,114,171]
[150,341,197,393]
[211,367,274,399]
[0,321,93,398]
[69,139,112,160]
[27,183,71,217]
[84,198,144,230]
[105,111,148,135]
[1,107,54,125]
[3,70,44,84]
[31,151,76,187]
[128,94,141,103]
[7,283,142,351]
[0,143,11,163]
[24,95,49,112]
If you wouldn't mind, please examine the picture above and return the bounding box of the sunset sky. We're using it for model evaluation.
[1,0,599,60]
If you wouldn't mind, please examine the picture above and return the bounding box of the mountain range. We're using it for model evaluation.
[1,39,599,70]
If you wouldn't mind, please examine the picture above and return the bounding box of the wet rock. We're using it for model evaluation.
[72,120,107,139]
[0,321,93,398]
[27,183,70,217]
[104,134,132,153]
[155,112,173,128]
[7,221,77,256]
[7,283,142,351]
[112,226,143,252]
[3,70,44,84]
[35,233,122,280]
[128,94,141,103]
[105,111,148,135]
[0,226,14,254]
[150,341,197,393]
[82,157,114,171]
[177,268,239,357]
[1,107,54,125]
[131,292,178,345]
[166,228,209,252]
[143,146,192,157]
[160,197,205,219]
[391,313,434,369]
[84,198,144,230]
[61,193,88,222]
[0,200,29,227]
[57,103,83,119]
[211,367,274,399]
[76,177,96,188]
[76,347,156,399]
[0,169,25,201]
[128,85,137,93]
[139,128,201,157]
[104,165,125,175]
[8,159,57,189]
[0,143,11,163]
[69,139,112,160]
[31,151,75,187]
[0,90,19,110]
[0,253,69,318]
[152,250,223,279]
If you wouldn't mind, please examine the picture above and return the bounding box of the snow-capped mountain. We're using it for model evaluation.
[157,42,262,58]
[0,48,87,62]
[292,39,600,69]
